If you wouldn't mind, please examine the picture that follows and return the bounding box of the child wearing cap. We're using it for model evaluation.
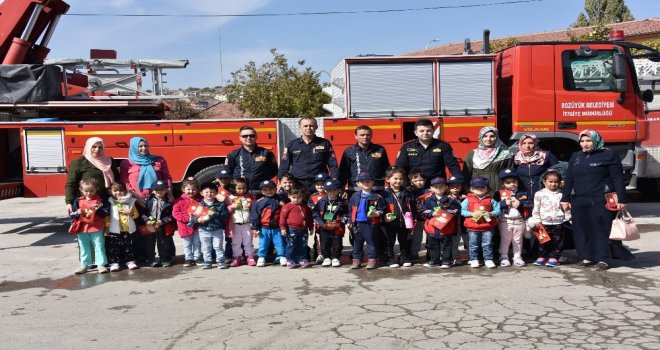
[407,170,430,263]
[447,176,468,265]
[312,178,349,267]
[461,176,500,268]
[227,178,257,267]
[280,187,314,268]
[309,173,329,263]
[382,168,416,268]
[195,183,230,269]
[251,180,287,267]
[172,177,203,267]
[421,177,461,268]
[141,180,176,267]
[348,172,386,269]
[213,165,234,261]
[497,168,532,267]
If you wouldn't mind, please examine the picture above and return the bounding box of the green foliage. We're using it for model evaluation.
[225,48,330,118]
[631,39,660,56]
[568,23,613,42]
[490,38,520,52]
[572,0,634,27]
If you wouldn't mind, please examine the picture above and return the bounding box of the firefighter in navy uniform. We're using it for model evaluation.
[395,119,461,182]
[225,126,278,196]
[278,117,339,191]
[339,125,391,194]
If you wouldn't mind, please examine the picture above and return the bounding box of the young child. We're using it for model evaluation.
[213,165,234,260]
[348,172,386,270]
[172,177,203,267]
[251,180,287,267]
[227,178,257,267]
[498,168,532,267]
[280,187,314,268]
[407,170,429,263]
[448,176,468,265]
[142,180,176,267]
[278,172,296,206]
[529,170,569,267]
[69,178,110,274]
[382,168,416,268]
[309,173,329,263]
[196,183,230,269]
[106,182,140,271]
[312,178,348,267]
[421,177,461,268]
[461,177,500,268]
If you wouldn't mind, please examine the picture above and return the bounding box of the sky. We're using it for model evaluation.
[41,0,660,89]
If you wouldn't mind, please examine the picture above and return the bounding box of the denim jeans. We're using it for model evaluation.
[352,222,379,260]
[468,230,494,261]
[78,230,107,267]
[258,227,286,259]
[182,231,201,261]
[199,227,225,265]
[285,227,308,263]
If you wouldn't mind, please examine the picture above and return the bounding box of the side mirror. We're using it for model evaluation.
[613,53,627,79]
[615,78,627,93]
[642,89,654,103]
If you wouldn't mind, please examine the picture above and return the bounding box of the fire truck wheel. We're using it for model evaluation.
[194,164,223,186]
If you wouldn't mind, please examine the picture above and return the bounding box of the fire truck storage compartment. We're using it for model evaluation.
[438,61,493,116]
[23,128,66,173]
[347,63,434,117]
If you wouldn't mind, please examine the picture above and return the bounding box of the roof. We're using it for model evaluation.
[202,101,251,119]
[406,17,660,56]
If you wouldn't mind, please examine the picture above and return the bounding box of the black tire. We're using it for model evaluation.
[194,164,223,186]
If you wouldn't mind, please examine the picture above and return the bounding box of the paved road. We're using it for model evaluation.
[0,197,658,349]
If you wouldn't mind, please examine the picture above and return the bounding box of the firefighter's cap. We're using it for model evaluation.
[215,165,232,179]
[356,172,374,181]
[151,180,169,191]
[314,173,329,183]
[498,168,519,180]
[259,180,276,189]
[447,176,464,184]
[469,176,489,188]
[430,177,447,186]
[324,179,341,190]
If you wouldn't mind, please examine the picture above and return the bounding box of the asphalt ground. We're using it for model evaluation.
[0,196,658,349]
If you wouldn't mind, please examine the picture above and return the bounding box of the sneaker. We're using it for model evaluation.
[402,262,413,267]
[440,263,451,269]
[546,258,559,267]
[195,258,204,265]
[575,260,594,269]
[316,255,325,264]
[247,257,258,267]
[595,262,609,271]
[151,261,162,268]
[533,258,547,266]
[256,257,266,267]
[229,258,241,267]
[321,258,331,267]
[127,261,139,270]
[452,259,464,266]
[300,260,310,268]
[74,266,88,275]
[389,262,400,268]
[485,260,496,269]
[331,258,341,267]
[513,257,526,267]
[183,260,194,267]
[279,257,288,267]
[500,258,512,267]
[423,262,437,268]
[351,259,361,269]
[287,261,296,269]
[162,261,172,268]
[110,263,120,272]
[366,259,378,270]
[202,264,212,269]
[98,265,109,274]
[469,260,480,268]
[218,263,229,269]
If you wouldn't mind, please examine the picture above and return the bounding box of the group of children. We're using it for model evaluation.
[68,164,570,274]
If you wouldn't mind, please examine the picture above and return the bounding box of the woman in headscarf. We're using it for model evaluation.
[513,134,558,198]
[462,127,513,196]
[119,137,173,206]
[561,130,633,271]
[65,137,118,213]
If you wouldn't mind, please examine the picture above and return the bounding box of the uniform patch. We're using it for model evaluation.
[315,145,325,150]
[371,152,382,158]
[407,148,417,152]
[432,148,442,153]
[292,150,302,154]
[254,156,266,162]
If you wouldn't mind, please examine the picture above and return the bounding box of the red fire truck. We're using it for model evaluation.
[1,0,659,199]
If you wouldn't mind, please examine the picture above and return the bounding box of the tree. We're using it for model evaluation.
[225,48,330,118]
[490,38,520,52]
[572,0,634,27]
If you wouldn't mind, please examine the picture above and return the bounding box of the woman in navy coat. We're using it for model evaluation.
[561,130,633,270]
[513,134,558,198]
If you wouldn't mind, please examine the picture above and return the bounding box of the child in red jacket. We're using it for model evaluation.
[69,178,110,274]
[172,177,203,267]
[280,187,314,268]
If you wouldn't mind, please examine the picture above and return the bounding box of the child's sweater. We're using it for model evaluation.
[531,188,570,226]
[421,194,461,237]
[250,195,281,230]
[142,195,175,235]
[461,193,500,231]
[280,202,313,232]
[70,194,109,233]
[312,196,349,235]
[172,193,203,237]
[196,198,229,231]
[382,188,416,229]
[107,194,139,233]
[498,190,532,219]
[348,191,386,224]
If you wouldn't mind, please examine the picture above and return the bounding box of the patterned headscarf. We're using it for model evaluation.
[472,127,511,170]
[82,137,114,187]
[128,137,159,191]
[578,129,605,152]
[514,133,547,165]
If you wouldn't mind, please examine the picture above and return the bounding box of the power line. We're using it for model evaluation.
[67,0,543,18]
